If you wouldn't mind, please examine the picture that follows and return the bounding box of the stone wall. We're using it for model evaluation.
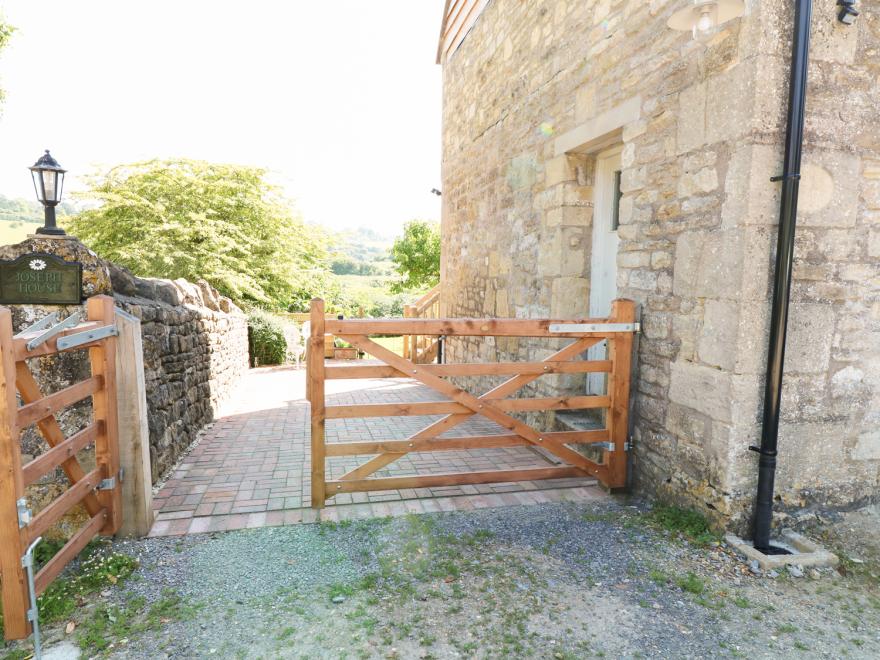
[1,237,249,488]
[440,0,879,531]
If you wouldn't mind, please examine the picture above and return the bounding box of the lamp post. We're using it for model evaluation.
[29,150,67,236]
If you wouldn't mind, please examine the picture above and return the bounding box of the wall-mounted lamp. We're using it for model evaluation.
[667,0,746,40]
[430,188,442,196]
[837,0,859,25]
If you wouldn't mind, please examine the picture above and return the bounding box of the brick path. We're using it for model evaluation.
[149,365,604,536]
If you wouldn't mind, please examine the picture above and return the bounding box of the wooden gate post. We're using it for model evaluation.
[308,299,326,508]
[114,308,154,537]
[402,305,413,360]
[606,299,635,489]
[87,296,122,534]
[0,308,31,640]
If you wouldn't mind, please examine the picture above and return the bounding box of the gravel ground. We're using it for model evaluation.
[5,498,880,659]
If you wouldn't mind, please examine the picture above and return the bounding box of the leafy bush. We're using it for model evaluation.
[248,310,287,366]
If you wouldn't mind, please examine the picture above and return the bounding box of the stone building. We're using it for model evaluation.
[437,0,879,531]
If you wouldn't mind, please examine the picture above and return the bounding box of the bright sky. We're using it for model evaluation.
[0,1,443,237]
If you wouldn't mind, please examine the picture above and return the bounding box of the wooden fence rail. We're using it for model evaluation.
[0,296,121,641]
[307,297,636,508]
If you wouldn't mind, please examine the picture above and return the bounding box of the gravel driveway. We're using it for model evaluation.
[9,499,880,659]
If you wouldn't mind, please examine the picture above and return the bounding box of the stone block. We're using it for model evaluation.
[676,81,706,154]
[698,299,739,371]
[551,277,589,317]
[669,361,732,423]
[852,430,880,461]
[706,61,754,144]
[785,303,836,374]
[506,153,538,191]
[693,230,744,301]
[672,231,705,297]
[798,151,860,227]
[545,155,578,187]
[575,84,596,123]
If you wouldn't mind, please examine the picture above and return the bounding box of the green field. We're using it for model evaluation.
[0,221,41,246]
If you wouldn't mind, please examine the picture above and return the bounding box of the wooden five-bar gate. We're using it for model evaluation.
[0,296,121,641]
[307,298,637,507]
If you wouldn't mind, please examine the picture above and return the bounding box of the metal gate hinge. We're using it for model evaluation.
[549,322,640,333]
[17,497,32,528]
[590,441,631,452]
[56,323,118,351]
[97,468,124,491]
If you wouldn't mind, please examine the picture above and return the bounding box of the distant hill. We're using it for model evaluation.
[330,226,393,276]
[0,195,77,246]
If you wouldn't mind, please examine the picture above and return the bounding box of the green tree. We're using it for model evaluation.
[0,14,14,107]
[389,220,440,293]
[67,159,330,309]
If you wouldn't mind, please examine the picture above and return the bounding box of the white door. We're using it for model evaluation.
[587,146,623,394]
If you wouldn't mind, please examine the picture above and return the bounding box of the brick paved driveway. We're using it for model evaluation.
[149,365,602,536]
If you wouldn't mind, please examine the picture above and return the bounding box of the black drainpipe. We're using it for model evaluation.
[751,0,813,552]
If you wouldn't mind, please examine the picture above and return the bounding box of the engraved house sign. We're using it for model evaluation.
[0,253,83,305]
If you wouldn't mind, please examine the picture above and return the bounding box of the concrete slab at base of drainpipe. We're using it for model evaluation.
[114,308,154,537]
[725,530,839,570]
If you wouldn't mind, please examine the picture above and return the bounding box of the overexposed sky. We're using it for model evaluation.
[0,1,443,236]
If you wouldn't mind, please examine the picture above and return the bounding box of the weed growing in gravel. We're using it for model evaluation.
[649,505,720,546]
[776,623,798,634]
[733,595,751,608]
[648,567,669,585]
[675,572,706,595]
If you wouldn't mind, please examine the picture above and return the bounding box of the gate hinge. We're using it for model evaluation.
[17,497,32,528]
[97,468,124,491]
[549,322,640,333]
[56,323,118,351]
[590,441,631,452]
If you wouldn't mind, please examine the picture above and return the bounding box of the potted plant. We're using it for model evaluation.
[333,338,358,360]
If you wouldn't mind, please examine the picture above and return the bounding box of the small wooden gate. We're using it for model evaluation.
[307,298,636,508]
[0,295,121,640]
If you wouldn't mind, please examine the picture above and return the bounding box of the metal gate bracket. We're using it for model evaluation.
[56,324,118,351]
[590,441,631,452]
[97,469,123,491]
[549,322,640,333]
[17,497,32,528]
[26,312,83,350]
[14,312,59,339]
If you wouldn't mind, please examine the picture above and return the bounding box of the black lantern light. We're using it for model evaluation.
[29,150,67,236]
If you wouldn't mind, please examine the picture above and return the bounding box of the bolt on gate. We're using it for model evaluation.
[307,298,637,508]
[0,295,121,641]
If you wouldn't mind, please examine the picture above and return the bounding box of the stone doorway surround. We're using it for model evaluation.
[148,365,606,537]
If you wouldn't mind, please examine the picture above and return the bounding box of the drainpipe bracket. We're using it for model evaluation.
[770,173,801,182]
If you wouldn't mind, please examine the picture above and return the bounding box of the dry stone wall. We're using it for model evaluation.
[0,237,248,489]
[440,0,879,531]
